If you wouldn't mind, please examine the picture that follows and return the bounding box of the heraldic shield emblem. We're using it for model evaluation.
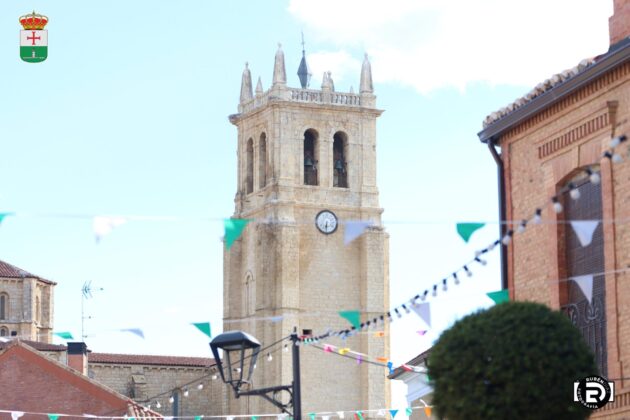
[19,11,48,63]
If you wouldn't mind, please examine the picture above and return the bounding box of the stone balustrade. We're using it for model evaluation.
[239,87,365,114]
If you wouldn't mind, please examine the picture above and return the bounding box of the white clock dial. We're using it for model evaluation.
[316,210,338,234]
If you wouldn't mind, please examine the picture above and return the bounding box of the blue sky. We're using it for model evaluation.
[0,0,613,410]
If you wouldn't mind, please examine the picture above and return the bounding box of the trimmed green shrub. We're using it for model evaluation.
[428,301,596,419]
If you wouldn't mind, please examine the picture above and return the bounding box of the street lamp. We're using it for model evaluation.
[210,329,302,420]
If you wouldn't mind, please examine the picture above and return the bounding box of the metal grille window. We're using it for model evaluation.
[560,175,607,376]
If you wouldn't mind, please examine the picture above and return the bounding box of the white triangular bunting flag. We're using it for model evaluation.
[570,220,599,247]
[344,221,373,245]
[11,412,25,420]
[411,302,431,328]
[573,275,594,304]
[93,216,127,243]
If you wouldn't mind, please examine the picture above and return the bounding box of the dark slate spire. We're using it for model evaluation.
[297,32,312,89]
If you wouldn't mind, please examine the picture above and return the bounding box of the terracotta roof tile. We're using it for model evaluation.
[0,339,67,351]
[482,57,597,128]
[89,352,214,367]
[0,259,56,284]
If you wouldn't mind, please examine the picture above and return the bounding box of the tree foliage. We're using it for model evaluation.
[428,302,597,420]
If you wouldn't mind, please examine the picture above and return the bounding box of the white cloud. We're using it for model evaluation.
[306,50,361,89]
[289,0,613,93]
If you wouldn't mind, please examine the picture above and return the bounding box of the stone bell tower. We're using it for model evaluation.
[224,44,389,415]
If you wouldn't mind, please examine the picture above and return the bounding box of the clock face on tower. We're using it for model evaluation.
[315,210,338,234]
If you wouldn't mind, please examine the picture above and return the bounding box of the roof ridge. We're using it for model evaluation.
[0,259,56,284]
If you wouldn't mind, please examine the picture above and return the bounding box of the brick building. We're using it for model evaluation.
[0,259,226,417]
[0,340,160,419]
[477,0,630,417]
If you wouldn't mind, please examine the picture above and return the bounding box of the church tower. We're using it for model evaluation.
[224,45,389,415]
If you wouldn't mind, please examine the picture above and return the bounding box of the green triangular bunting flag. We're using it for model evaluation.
[0,212,14,225]
[48,415,59,420]
[456,222,486,243]
[405,408,413,416]
[53,332,73,340]
[192,322,212,338]
[339,310,361,329]
[487,289,509,304]
[224,218,251,249]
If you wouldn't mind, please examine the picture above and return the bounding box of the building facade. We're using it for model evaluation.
[0,260,54,343]
[477,1,630,417]
[223,46,390,415]
[0,341,161,419]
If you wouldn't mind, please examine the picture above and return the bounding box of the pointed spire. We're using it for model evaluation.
[360,53,373,94]
[240,62,253,103]
[255,77,263,96]
[297,32,312,88]
[272,43,287,86]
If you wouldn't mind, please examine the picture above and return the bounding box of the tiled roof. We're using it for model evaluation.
[482,57,597,128]
[127,401,163,419]
[89,352,214,367]
[0,259,56,284]
[0,339,67,351]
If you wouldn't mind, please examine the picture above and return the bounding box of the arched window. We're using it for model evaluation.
[0,327,7,337]
[560,170,607,375]
[246,138,254,194]
[0,294,8,320]
[259,133,267,188]
[333,131,348,188]
[304,129,318,185]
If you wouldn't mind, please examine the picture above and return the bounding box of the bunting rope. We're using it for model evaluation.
[299,134,628,342]
[0,405,432,420]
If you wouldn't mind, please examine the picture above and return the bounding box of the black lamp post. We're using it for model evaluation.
[210,329,302,420]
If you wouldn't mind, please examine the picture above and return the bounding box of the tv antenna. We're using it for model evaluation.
[81,281,103,340]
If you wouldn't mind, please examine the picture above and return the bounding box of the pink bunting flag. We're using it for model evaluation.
[401,364,413,372]
[323,344,333,353]
[417,330,427,336]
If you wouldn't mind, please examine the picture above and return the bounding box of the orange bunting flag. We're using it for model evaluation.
[423,407,432,417]
[376,357,388,363]
[373,331,385,337]
[339,348,350,355]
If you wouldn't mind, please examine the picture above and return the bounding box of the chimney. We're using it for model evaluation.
[67,342,88,375]
[609,0,630,47]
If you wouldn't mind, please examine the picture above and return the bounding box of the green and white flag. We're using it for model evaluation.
[20,30,48,63]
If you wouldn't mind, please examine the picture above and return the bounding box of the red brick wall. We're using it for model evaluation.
[610,0,630,46]
[500,62,630,417]
[0,347,129,419]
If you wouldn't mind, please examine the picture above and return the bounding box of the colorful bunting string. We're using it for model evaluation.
[0,407,435,420]
[299,133,628,342]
